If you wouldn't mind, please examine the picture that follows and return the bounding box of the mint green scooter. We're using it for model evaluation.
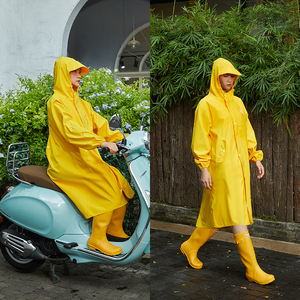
[0,114,150,283]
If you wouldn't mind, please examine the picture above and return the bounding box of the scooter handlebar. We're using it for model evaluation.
[101,144,129,155]
[102,147,110,154]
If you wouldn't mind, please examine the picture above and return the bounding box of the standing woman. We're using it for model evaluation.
[180,58,275,285]
[46,57,134,256]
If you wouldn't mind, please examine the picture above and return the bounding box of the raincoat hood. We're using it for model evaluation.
[209,58,242,99]
[53,57,89,95]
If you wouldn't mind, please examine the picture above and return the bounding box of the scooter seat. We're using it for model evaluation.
[18,165,63,193]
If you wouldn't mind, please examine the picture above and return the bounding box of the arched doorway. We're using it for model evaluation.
[114,23,150,86]
[66,0,150,78]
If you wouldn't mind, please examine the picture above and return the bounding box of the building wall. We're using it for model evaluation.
[0,0,86,91]
[0,0,149,92]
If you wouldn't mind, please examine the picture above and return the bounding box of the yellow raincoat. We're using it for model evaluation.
[46,57,134,219]
[192,58,263,228]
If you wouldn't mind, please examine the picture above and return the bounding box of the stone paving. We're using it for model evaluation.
[151,229,300,300]
[0,252,150,300]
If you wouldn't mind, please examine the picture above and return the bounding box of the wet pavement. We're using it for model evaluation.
[151,228,300,300]
[1,220,300,300]
[0,252,150,299]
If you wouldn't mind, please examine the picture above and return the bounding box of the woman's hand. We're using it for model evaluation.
[201,168,212,190]
[100,142,118,155]
[255,160,264,179]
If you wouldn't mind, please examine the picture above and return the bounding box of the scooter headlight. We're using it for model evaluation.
[143,131,150,151]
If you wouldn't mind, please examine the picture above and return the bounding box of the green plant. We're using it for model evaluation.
[254,214,277,222]
[0,69,149,232]
[151,0,300,125]
[79,69,150,132]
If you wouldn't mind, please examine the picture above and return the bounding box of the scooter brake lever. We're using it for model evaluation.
[117,144,129,153]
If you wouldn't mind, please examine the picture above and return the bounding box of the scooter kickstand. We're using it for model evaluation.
[63,261,69,275]
[50,262,60,284]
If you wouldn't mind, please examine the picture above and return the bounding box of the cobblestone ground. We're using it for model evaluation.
[0,252,150,300]
[151,229,300,300]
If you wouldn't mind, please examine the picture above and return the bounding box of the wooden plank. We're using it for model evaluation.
[292,109,300,222]
[259,111,274,218]
[161,110,171,204]
[168,103,177,205]
[183,99,203,209]
[287,115,294,222]
[248,108,263,218]
[272,120,288,222]
[150,117,165,203]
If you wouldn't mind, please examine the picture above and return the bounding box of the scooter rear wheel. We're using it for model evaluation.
[0,223,45,272]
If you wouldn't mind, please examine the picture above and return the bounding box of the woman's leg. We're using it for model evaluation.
[232,225,248,234]
[233,225,275,285]
[180,228,219,269]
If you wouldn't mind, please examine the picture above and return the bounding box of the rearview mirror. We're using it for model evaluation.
[109,114,122,131]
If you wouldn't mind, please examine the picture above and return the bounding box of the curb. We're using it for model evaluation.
[150,202,300,244]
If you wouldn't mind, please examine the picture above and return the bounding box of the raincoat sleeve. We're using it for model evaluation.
[48,99,106,150]
[90,108,124,143]
[191,100,212,169]
[246,114,263,163]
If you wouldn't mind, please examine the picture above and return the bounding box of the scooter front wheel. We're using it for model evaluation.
[0,224,45,272]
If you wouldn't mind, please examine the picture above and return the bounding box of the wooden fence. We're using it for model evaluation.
[150,99,300,223]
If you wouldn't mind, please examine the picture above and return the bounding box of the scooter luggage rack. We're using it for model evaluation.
[6,142,31,185]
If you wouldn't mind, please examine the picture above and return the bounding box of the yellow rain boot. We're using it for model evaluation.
[180,228,218,269]
[234,231,275,285]
[106,205,130,241]
[88,211,122,256]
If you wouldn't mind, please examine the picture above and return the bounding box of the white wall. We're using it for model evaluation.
[0,0,87,92]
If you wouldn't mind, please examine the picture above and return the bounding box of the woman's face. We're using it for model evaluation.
[69,68,81,88]
[219,73,236,92]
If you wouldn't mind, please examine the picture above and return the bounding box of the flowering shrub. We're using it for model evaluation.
[0,69,150,193]
[79,69,150,132]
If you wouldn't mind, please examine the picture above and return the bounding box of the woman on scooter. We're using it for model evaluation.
[180,58,275,285]
[46,57,134,256]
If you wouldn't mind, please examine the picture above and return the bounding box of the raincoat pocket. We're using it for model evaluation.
[216,140,226,164]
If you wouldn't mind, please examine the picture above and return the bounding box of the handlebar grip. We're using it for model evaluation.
[102,147,110,154]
